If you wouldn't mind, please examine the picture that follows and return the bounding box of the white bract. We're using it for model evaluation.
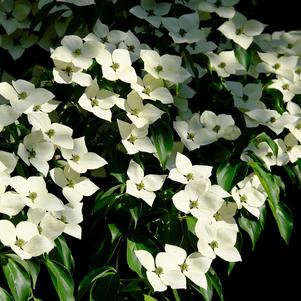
[0,220,54,259]
[18,130,55,176]
[218,12,266,49]
[198,0,240,19]
[168,152,212,184]
[140,49,191,84]
[60,137,107,174]
[126,160,166,206]
[50,166,99,207]
[96,48,137,84]
[130,0,171,28]
[117,119,155,154]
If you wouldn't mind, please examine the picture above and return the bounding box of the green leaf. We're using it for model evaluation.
[249,161,293,244]
[251,132,278,157]
[0,288,13,301]
[89,270,120,301]
[2,258,31,301]
[77,266,117,300]
[191,278,213,301]
[238,206,267,250]
[144,295,158,301]
[4,254,40,289]
[108,224,122,243]
[207,268,224,301]
[150,120,173,169]
[234,45,251,70]
[216,162,247,191]
[45,259,75,301]
[54,236,75,273]
[126,239,143,278]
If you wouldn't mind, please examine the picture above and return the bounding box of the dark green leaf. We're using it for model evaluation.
[234,45,251,70]
[77,266,117,300]
[108,224,122,243]
[45,259,75,301]
[150,120,173,169]
[126,239,143,278]
[2,258,31,301]
[89,270,119,301]
[144,295,158,301]
[54,236,75,273]
[0,287,13,301]
[249,161,293,244]
[207,268,224,301]
[251,132,278,157]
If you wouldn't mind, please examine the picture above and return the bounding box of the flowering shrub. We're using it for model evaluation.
[0,0,299,300]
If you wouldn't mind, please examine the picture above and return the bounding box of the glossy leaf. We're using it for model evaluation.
[2,258,31,301]
[45,259,75,301]
[54,236,75,273]
[0,287,13,301]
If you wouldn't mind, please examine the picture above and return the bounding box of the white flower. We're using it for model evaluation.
[50,166,99,207]
[0,80,54,114]
[126,160,166,206]
[256,52,298,81]
[0,220,54,259]
[198,0,240,19]
[140,49,191,84]
[277,134,301,164]
[78,80,121,122]
[218,12,266,49]
[9,176,65,211]
[207,50,245,77]
[124,91,164,128]
[226,81,265,111]
[0,104,20,132]
[131,74,173,104]
[18,130,55,176]
[199,110,241,144]
[52,60,92,87]
[57,0,95,6]
[60,137,107,174]
[96,48,137,84]
[196,222,241,262]
[168,152,212,184]
[130,0,171,28]
[173,113,204,151]
[117,119,155,154]
[162,13,204,44]
[0,192,25,217]
[163,244,212,289]
[51,35,103,69]
[134,250,168,292]
[27,112,73,149]
[172,180,229,217]
[245,109,295,135]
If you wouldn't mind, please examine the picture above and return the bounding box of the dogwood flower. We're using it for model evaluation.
[57,0,95,6]
[162,13,204,44]
[0,80,54,114]
[52,60,92,86]
[199,110,241,144]
[256,52,298,81]
[51,35,103,69]
[276,134,301,164]
[79,80,121,121]
[117,119,155,154]
[173,113,204,151]
[9,176,65,211]
[218,12,266,49]
[124,91,164,128]
[140,49,191,84]
[196,221,241,262]
[130,0,171,28]
[60,137,107,174]
[198,0,240,19]
[207,50,245,77]
[50,166,99,206]
[0,104,20,131]
[0,220,54,259]
[0,192,25,217]
[96,48,137,84]
[27,112,73,149]
[126,160,166,206]
[18,130,55,176]
[131,74,173,104]
[168,152,212,184]
[226,81,265,112]
[163,244,212,289]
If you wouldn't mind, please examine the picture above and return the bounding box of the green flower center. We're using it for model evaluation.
[273,63,280,70]
[15,239,25,248]
[282,83,289,90]
[213,125,221,133]
[28,149,36,159]
[179,29,187,37]
[155,65,163,73]
[218,62,226,68]
[46,129,55,138]
[240,194,247,203]
[73,48,81,56]
[209,240,219,250]
[72,154,80,162]
[295,123,301,130]
[242,94,249,101]
[270,117,276,123]
[187,132,195,141]
[186,173,194,181]
[91,98,99,107]
[136,182,144,191]
[189,200,198,209]
[127,45,135,52]
[28,191,37,202]
[111,62,120,71]
[214,212,222,221]
[67,179,75,188]
[33,105,41,112]
[18,91,28,100]
[154,266,163,276]
[65,66,72,76]
[128,134,137,143]
[236,27,244,35]
[179,262,189,272]
[142,86,152,95]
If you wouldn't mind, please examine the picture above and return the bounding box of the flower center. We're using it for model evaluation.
[273,63,280,70]
[187,132,195,141]
[209,240,219,250]
[240,194,247,203]
[143,86,152,95]
[154,266,163,276]
[269,117,276,123]
[72,154,80,162]
[67,179,75,188]
[33,105,41,111]
[213,125,221,133]
[46,129,55,138]
[155,65,163,73]
[127,45,135,52]
[136,182,144,190]
[15,239,25,248]
[18,91,28,100]
[282,83,289,90]
[28,191,37,202]
[242,94,248,101]
[111,62,120,71]
[214,212,222,221]
[186,173,194,181]
[189,200,198,209]
[28,149,36,159]
[236,27,244,35]
[91,97,99,107]
[179,262,189,272]
[218,62,226,69]
[179,29,187,37]
[295,123,301,130]
[73,48,81,56]
[128,134,137,143]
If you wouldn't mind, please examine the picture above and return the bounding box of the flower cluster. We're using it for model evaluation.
[0,0,299,299]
